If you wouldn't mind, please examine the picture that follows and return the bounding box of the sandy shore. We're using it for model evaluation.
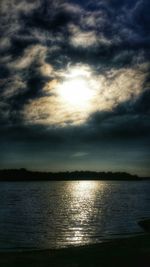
[0,234,150,267]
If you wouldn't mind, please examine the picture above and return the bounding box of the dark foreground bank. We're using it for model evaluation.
[0,234,150,267]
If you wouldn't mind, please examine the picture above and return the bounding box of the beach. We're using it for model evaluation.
[0,234,150,267]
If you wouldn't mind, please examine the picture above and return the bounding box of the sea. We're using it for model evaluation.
[0,180,150,250]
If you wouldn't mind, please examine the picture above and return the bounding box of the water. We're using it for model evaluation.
[0,180,150,250]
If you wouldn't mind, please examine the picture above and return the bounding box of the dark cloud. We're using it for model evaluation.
[85,89,150,142]
[132,0,150,33]
[0,65,10,79]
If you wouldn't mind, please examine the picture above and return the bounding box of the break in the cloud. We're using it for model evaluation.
[0,0,150,176]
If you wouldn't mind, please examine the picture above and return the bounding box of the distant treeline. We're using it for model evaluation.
[0,168,148,181]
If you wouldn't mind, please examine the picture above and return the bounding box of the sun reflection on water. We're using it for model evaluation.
[64,181,107,245]
[72,180,98,195]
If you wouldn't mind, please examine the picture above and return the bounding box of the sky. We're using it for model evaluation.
[0,0,150,176]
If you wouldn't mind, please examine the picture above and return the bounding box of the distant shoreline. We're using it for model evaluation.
[0,169,149,181]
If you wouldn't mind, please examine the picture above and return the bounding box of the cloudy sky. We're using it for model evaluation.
[0,0,150,176]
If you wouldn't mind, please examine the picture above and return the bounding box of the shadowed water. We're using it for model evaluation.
[0,180,150,250]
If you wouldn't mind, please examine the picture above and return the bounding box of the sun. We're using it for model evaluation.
[57,65,96,110]
[58,77,94,108]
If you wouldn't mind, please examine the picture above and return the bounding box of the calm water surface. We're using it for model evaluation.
[0,180,150,250]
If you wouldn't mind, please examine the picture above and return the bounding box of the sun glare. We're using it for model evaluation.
[59,78,94,107]
[57,66,96,110]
